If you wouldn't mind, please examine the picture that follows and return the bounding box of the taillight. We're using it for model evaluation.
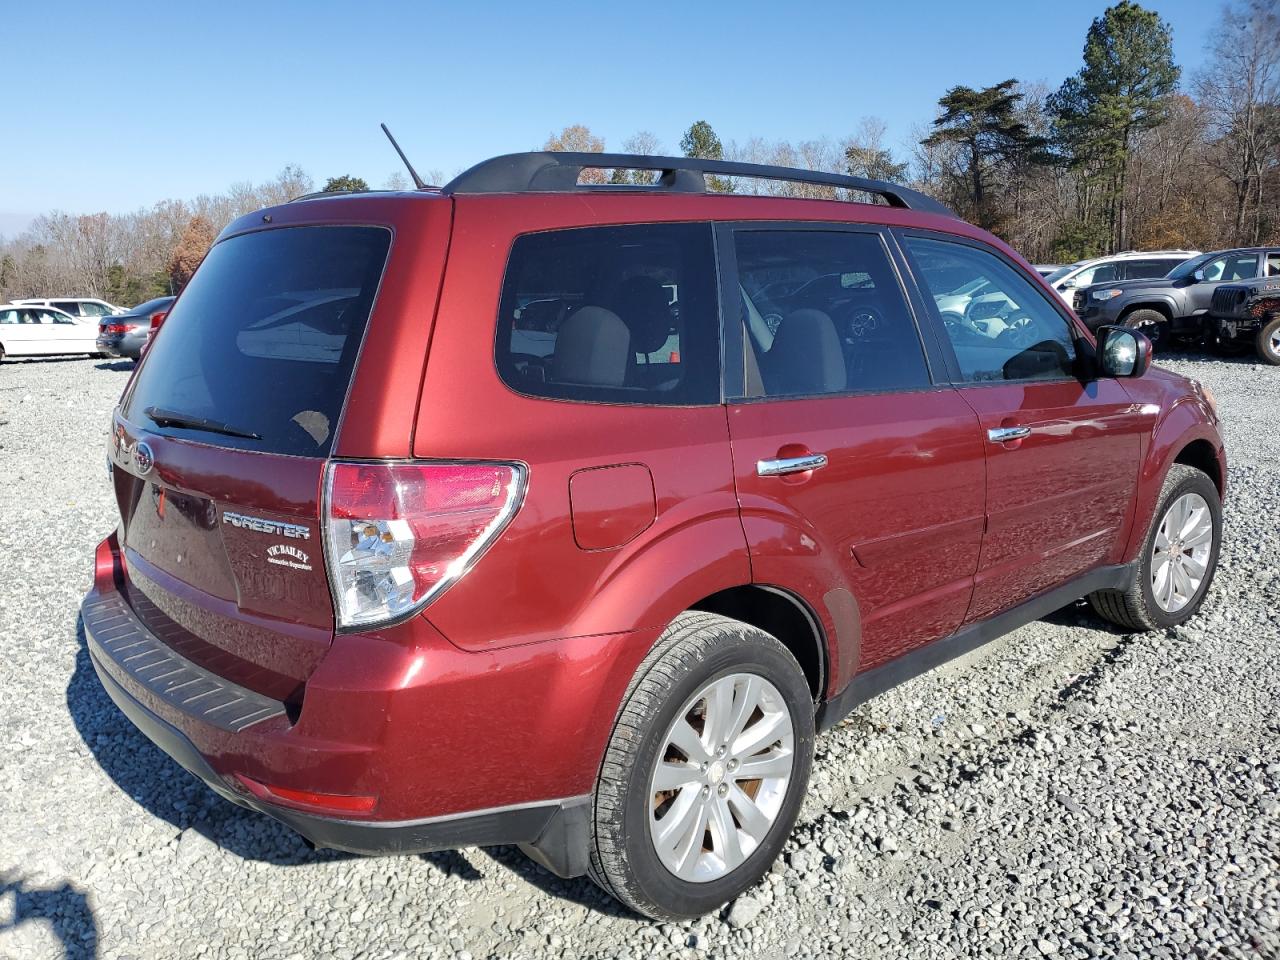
[324,461,526,630]
[149,311,167,330]
[101,323,128,335]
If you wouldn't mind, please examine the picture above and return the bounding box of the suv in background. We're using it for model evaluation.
[1075,247,1280,348]
[1208,275,1280,364]
[83,151,1226,920]
[15,297,124,320]
[1044,250,1198,306]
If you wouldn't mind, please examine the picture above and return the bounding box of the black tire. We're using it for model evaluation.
[1256,316,1280,366]
[1089,464,1221,631]
[588,611,815,920]
[1123,308,1169,353]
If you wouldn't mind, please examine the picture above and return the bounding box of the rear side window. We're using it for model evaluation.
[496,223,719,405]
[123,225,391,456]
[1124,258,1178,279]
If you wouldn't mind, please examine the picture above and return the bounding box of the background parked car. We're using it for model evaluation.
[1043,250,1200,305]
[1207,274,1280,364]
[1075,247,1280,349]
[14,297,125,320]
[0,303,102,360]
[97,296,176,360]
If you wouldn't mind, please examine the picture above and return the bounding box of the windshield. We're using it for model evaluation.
[1168,252,1217,279]
[122,225,391,456]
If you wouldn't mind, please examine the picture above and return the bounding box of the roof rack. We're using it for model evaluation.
[442,152,955,217]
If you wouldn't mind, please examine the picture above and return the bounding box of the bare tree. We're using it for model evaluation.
[1196,0,1280,245]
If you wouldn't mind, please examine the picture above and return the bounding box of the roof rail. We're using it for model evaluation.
[442,152,955,217]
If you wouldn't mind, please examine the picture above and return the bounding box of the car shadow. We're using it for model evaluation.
[478,847,639,919]
[0,872,98,959]
[93,360,134,373]
[2,355,97,365]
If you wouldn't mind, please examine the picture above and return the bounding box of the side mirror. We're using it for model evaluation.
[1097,325,1152,378]
[1192,269,1205,282]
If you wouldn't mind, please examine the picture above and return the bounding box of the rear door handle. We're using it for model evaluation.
[987,426,1032,443]
[757,453,828,477]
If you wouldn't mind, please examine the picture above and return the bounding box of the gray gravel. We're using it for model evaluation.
[1,352,1277,959]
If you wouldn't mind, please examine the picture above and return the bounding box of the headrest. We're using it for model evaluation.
[551,306,630,386]
[610,275,672,355]
[765,308,846,395]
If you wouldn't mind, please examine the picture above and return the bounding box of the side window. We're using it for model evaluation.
[42,310,72,325]
[81,302,110,317]
[495,223,719,405]
[1076,263,1118,286]
[904,236,1078,383]
[1266,253,1280,277]
[1203,253,1258,282]
[0,310,16,324]
[733,230,930,398]
[52,301,81,316]
[1124,259,1175,280]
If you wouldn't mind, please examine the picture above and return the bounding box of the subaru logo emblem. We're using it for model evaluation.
[134,441,155,476]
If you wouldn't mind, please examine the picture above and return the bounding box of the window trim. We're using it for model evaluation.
[717,221,949,404]
[491,221,725,409]
[893,227,1091,388]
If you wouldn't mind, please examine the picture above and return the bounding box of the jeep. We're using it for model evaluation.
[1208,275,1280,365]
[84,151,1226,920]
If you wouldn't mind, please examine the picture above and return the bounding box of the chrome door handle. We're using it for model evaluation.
[987,426,1032,443]
[757,453,828,477]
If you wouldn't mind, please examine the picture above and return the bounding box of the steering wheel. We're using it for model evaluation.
[997,312,1038,349]
[845,307,882,339]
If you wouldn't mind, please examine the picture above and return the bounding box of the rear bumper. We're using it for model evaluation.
[87,644,587,862]
[82,587,592,872]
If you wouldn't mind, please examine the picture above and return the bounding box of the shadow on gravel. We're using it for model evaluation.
[92,360,134,373]
[0,872,98,959]
[479,847,639,919]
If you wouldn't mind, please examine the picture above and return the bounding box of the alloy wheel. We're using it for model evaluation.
[648,673,794,883]
[1151,492,1213,613]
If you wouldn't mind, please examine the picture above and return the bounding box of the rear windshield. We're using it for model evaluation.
[123,225,391,456]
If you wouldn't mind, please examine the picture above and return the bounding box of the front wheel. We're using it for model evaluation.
[1256,316,1280,366]
[588,612,815,920]
[1123,309,1169,353]
[1089,464,1221,631]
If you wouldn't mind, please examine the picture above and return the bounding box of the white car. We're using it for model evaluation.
[0,304,102,360]
[13,297,125,319]
[1043,251,1200,299]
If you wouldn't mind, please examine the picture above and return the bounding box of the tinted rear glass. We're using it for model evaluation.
[123,226,390,456]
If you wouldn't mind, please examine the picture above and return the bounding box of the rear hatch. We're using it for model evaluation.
[110,224,393,701]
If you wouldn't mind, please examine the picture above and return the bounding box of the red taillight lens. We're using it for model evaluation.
[234,774,377,815]
[324,461,526,629]
[101,323,128,335]
[149,311,167,330]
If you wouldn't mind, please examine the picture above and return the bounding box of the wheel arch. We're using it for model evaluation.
[688,585,828,702]
[1119,300,1175,323]
[1125,410,1226,562]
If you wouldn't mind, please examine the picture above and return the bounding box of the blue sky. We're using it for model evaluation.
[2,0,1217,236]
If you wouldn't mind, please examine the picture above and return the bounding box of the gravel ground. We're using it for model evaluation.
[1,352,1277,960]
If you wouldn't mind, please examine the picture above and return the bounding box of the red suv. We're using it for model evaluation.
[84,152,1226,920]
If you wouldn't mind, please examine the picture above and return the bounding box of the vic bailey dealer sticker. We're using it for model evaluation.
[266,543,312,571]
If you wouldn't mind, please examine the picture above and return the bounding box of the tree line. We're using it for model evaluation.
[1,0,1275,307]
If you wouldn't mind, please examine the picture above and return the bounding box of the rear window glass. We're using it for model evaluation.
[495,223,719,405]
[123,226,390,456]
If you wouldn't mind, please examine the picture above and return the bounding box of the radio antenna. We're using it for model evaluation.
[380,123,428,190]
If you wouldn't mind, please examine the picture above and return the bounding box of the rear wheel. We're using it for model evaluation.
[1256,316,1280,366]
[588,612,814,920]
[1089,464,1221,631]
[1123,309,1169,353]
